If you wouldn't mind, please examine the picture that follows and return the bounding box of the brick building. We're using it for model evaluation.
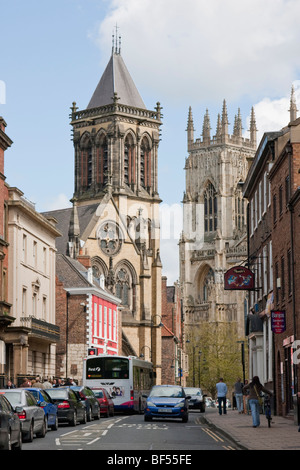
[0,117,13,386]
[55,253,121,383]
[269,114,300,418]
[161,277,188,386]
[244,87,300,421]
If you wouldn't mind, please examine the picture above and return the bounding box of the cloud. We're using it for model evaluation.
[94,0,300,105]
[43,193,72,212]
[247,80,300,144]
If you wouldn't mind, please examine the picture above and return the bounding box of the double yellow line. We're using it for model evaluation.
[202,427,235,450]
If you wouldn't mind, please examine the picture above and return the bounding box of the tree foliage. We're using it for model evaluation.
[185,322,247,399]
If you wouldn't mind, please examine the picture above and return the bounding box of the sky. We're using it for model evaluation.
[1,0,300,284]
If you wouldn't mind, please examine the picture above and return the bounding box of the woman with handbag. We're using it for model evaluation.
[243,376,272,428]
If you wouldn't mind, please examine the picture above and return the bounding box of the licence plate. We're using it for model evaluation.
[158,408,172,413]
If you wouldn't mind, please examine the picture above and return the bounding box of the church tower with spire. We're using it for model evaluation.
[180,102,257,338]
[66,37,163,380]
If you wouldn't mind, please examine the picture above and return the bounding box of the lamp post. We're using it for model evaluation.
[66,291,70,380]
[237,340,246,384]
[198,351,202,388]
[150,314,163,364]
[140,345,151,361]
[186,339,201,387]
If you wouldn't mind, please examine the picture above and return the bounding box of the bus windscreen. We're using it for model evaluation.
[86,357,129,379]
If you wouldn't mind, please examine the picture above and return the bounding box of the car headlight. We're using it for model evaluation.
[175,401,185,408]
[147,401,156,407]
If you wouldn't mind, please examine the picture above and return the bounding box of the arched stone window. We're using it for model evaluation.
[235,186,245,231]
[140,137,151,190]
[204,182,217,232]
[95,132,108,188]
[80,133,93,189]
[115,261,137,314]
[124,134,135,186]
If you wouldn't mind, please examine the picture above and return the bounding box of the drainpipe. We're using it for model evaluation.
[287,143,298,424]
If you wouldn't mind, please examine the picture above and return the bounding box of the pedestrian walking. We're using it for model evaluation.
[243,376,272,428]
[216,378,228,415]
[234,377,244,414]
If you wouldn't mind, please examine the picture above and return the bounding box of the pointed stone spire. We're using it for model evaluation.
[216,113,222,139]
[221,99,229,137]
[202,108,211,144]
[249,107,257,148]
[186,106,195,149]
[289,84,298,122]
[235,108,243,139]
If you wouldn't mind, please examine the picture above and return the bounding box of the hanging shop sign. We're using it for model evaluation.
[271,310,286,334]
[224,266,255,290]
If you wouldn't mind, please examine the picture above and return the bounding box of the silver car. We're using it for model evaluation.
[0,389,47,442]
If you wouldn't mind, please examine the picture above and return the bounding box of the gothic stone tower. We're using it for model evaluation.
[68,43,163,381]
[179,101,257,338]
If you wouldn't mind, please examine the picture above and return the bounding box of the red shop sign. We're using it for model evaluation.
[224,266,255,290]
[271,310,286,334]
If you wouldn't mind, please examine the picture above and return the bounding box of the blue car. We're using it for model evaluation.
[26,388,58,431]
[143,385,190,423]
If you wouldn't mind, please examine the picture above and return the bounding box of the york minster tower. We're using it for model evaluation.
[180,102,257,339]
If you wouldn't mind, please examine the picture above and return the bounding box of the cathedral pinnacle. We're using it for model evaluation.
[289,84,298,122]
[221,99,229,136]
[249,106,257,148]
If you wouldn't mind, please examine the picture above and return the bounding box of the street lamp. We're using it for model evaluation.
[237,340,246,384]
[150,314,163,364]
[140,345,151,361]
[186,339,201,387]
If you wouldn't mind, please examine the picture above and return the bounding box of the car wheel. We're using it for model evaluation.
[80,409,87,424]
[3,429,12,450]
[144,415,152,422]
[94,408,100,420]
[51,415,59,431]
[36,418,47,438]
[23,422,34,442]
[69,411,77,426]
[86,406,92,422]
[12,430,22,451]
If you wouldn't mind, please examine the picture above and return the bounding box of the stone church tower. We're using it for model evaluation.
[180,101,257,339]
[52,41,163,381]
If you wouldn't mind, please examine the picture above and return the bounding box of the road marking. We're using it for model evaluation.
[202,427,224,442]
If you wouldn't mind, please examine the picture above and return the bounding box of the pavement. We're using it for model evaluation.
[203,407,300,450]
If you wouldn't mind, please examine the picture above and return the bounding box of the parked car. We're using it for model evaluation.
[143,385,190,423]
[0,388,47,442]
[45,387,87,426]
[70,386,100,421]
[184,387,206,413]
[92,388,115,417]
[25,388,58,430]
[0,393,22,450]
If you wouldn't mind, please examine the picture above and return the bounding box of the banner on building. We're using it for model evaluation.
[224,266,255,290]
[271,310,286,334]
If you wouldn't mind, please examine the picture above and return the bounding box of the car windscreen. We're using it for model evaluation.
[149,386,184,398]
[46,389,68,400]
[184,388,203,396]
[93,390,104,398]
[86,357,129,379]
[0,391,22,406]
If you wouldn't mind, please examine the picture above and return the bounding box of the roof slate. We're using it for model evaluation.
[87,52,146,110]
